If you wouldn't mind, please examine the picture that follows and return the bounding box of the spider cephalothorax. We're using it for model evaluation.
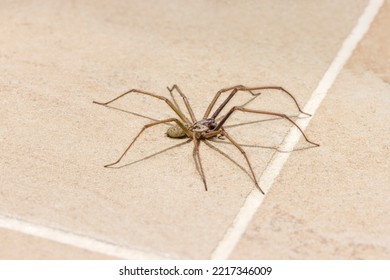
[191,117,217,132]
[94,84,319,193]
[167,118,217,138]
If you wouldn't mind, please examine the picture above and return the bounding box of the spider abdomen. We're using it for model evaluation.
[167,124,188,138]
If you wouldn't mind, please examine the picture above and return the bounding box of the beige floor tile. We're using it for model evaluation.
[349,0,390,82]
[231,1,390,259]
[0,228,115,259]
[1,0,368,258]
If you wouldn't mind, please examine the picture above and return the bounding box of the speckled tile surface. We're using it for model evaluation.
[0,228,115,259]
[2,0,387,259]
[231,0,390,259]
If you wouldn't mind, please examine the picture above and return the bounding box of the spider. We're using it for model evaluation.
[93,84,319,194]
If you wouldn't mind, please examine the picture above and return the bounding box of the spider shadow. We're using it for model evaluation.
[106,135,256,185]
[98,96,311,149]
[202,140,254,182]
[209,137,319,153]
[219,114,318,153]
[106,138,192,169]
[99,103,317,176]
[102,113,316,172]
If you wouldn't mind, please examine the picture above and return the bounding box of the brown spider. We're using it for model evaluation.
[93,85,319,194]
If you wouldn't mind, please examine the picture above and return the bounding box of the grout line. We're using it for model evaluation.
[210,0,384,260]
[0,214,170,259]
[0,0,383,261]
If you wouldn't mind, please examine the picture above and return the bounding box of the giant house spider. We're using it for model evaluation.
[93,85,319,194]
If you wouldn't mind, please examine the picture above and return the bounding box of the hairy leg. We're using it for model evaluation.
[104,118,191,167]
[221,129,265,194]
[192,135,208,191]
[214,94,261,123]
[235,86,310,116]
[167,85,197,123]
[216,106,319,146]
[203,85,245,118]
[205,85,310,120]
[93,88,188,123]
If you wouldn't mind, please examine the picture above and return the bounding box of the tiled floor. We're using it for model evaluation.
[231,0,390,259]
[1,0,388,259]
[0,227,113,260]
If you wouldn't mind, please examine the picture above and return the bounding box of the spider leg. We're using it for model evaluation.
[204,85,310,120]
[167,85,197,123]
[235,86,311,116]
[221,129,265,194]
[93,89,189,123]
[104,118,191,167]
[203,140,251,178]
[192,135,208,191]
[203,85,245,118]
[214,94,260,123]
[216,107,319,147]
[209,87,264,120]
